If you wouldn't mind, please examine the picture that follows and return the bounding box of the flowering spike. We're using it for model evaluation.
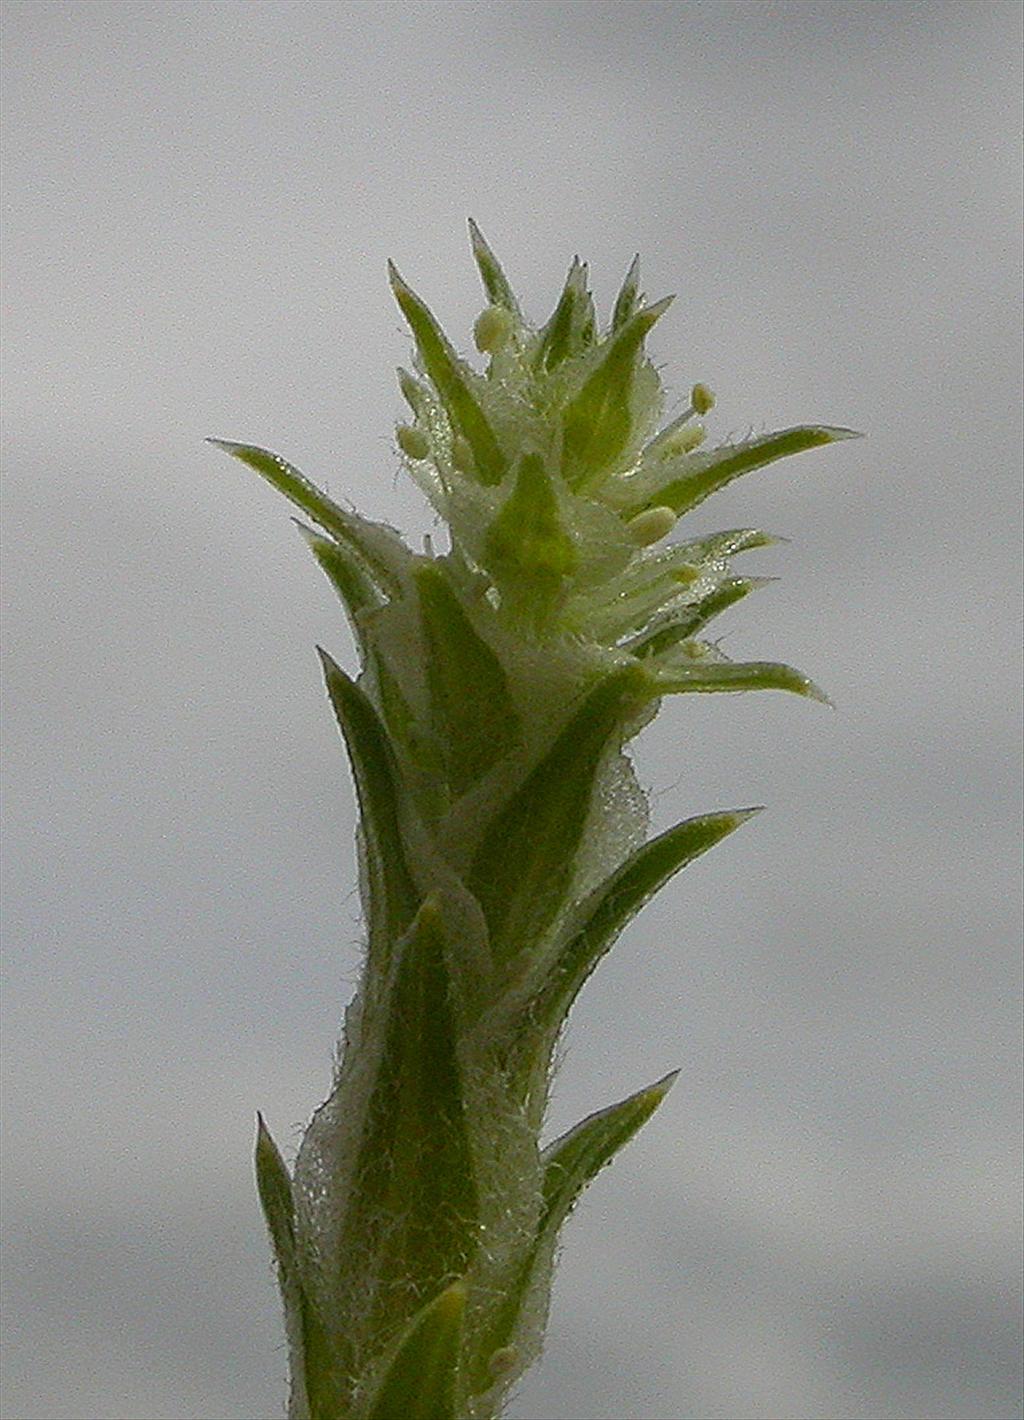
[210,231,854,1418]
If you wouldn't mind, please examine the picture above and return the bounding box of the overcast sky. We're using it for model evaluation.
[2,3,1022,1418]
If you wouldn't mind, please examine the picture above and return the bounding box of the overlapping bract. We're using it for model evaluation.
[222,224,851,1420]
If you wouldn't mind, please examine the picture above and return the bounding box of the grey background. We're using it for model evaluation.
[2,3,1021,1418]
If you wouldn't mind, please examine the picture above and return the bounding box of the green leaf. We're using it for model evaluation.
[415,562,519,796]
[389,264,507,486]
[610,253,641,332]
[472,1072,676,1384]
[651,654,830,703]
[483,454,578,632]
[297,522,381,649]
[630,577,764,657]
[529,810,759,1039]
[208,440,410,596]
[397,366,430,419]
[468,219,521,316]
[255,1112,298,1274]
[541,1071,678,1229]
[319,650,422,955]
[338,898,479,1343]
[364,1281,466,1420]
[255,1116,335,1420]
[560,297,674,491]
[639,425,860,517]
[468,666,648,967]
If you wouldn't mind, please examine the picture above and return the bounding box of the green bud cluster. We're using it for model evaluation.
[210,223,854,1420]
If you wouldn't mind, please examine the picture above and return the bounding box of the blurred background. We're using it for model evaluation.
[2,3,1021,1417]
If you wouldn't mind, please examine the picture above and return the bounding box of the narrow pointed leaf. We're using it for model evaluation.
[651,656,830,702]
[364,1281,466,1420]
[389,264,507,486]
[468,666,648,966]
[208,440,410,596]
[255,1116,334,1420]
[468,218,521,315]
[297,522,381,649]
[610,253,641,332]
[473,1072,677,1381]
[530,810,760,1035]
[641,425,860,517]
[631,577,763,657]
[415,561,520,795]
[541,1070,678,1228]
[561,297,673,490]
[255,1112,297,1274]
[339,899,479,1342]
[676,527,779,560]
[319,650,421,953]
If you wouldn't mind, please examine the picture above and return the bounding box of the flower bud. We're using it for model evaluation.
[396,424,430,460]
[627,505,677,546]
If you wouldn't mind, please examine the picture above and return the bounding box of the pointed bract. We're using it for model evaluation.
[389,264,507,486]
[541,1071,679,1229]
[335,899,479,1346]
[254,1116,333,1420]
[560,297,673,491]
[536,257,591,371]
[208,440,411,596]
[633,425,860,516]
[468,666,648,967]
[483,454,578,633]
[611,253,641,332]
[468,218,521,316]
[630,577,764,657]
[319,650,422,957]
[529,809,760,1043]
[415,562,520,796]
[297,522,381,654]
[364,1281,466,1420]
[651,655,831,703]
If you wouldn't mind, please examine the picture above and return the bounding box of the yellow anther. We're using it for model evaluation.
[473,304,514,353]
[690,382,715,415]
[627,505,677,546]
[396,424,430,460]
